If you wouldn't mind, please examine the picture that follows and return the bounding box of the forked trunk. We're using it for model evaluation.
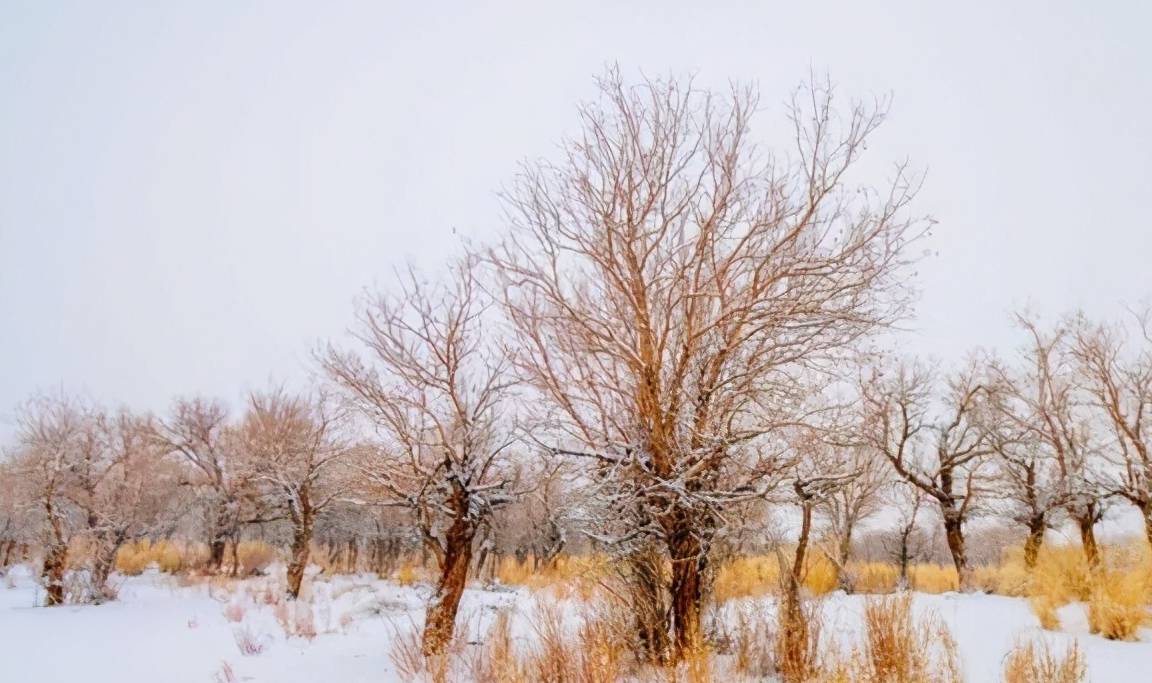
[421,518,475,657]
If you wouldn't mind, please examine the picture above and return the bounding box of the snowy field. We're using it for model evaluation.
[2,565,1151,682]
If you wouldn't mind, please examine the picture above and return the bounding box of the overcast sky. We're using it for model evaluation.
[1,1,1149,432]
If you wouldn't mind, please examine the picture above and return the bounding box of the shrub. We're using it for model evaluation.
[1002,637,1086,683]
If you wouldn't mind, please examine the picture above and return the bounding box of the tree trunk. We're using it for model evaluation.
[626,543,670,665]
[668,523,707,660]
[787,501,813,609]
[207,537,226,573]
[1023,515,1046,570]
[90,532,125,602]
[42,542,67,606]
[1078,514,1100,569]
[896,530,911,591]
[834,519,855,593]
[1141,501,1152,554]
[942,512,970,591]
[286,513,313,599]
[229,534,241,577]
[421,518,475,657]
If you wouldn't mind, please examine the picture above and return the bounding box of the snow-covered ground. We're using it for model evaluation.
[1,564,1150,682]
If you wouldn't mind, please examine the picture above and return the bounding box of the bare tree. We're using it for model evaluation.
[489,70,926,658]
[69,409,182,600]
[816,445,887,591]
[778,429,859,611]
[154,397,256,574]
[235,388,350,598]
[984,314,1099,568]
[882,482,929,591]
[324,257,520,656]
[861,360,993,590]
[1071,310,1152,549]
[9,394,87,605]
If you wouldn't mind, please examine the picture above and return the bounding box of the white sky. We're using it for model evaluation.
[1,1,1150,433]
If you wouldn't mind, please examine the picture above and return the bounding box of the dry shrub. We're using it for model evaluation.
[1024,541,1152,637]
[713,553,841,603]
[854,593,961,683]
[525,599,577,679]
[389,622,468,683]
[232,625,266,656]
[851,562,899,594]
[494,554,608,599]
[774,596,825,683]
[728,607,773,677]
[1087,569,1151,640]
[213,661,237,683]
[470,610,528,683]
[393,562,423,586]
[116,540,191,574]
[909,564,958,594]
[236,542,279,576]
[223,602,246,623]
[275,600,317,640]
[1002,637,1086,683]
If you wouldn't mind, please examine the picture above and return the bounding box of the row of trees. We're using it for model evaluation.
[1,71,1148,666]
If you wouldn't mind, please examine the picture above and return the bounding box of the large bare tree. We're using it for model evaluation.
[70,409,182,599]
[154,397,257,574]
[235,389,350,598]
[1071,310,1152,549]
[861,360,993,590]
[10,394,87,605]
[324,257,520,656]
[489,70,927,656]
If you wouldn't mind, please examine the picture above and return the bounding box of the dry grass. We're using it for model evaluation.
[116,540,196,574]
[1002,637,1086,683]
[274,600,318,640]
[852,593,962,683]
[774,596,825,683]
[232,625,266,656]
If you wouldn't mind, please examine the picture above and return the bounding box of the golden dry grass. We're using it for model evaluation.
[1002,637,1086,683]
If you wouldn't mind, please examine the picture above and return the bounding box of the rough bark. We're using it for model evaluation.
[1077,514,1100,569]
[421,518,475,657]
[1023,515,1046,570]
[942,512,970,591]
[627,544,671,665]
[668,523,706,658]
[42,542,67,606]
[286,513,313,599]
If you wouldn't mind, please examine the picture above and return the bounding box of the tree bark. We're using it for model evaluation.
[42,542,67,606]
[668,522,707,659]
[1140,501,1152,554]
[1078,514,1100,569]
[833,518,855,593]
[1023,515,1046,570]
[627,544,671,665]
[286,513,313,599]
[421,518,475,657]
[942,512,970,591]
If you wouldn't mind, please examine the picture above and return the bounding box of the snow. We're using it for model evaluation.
[1,566,1150,682]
